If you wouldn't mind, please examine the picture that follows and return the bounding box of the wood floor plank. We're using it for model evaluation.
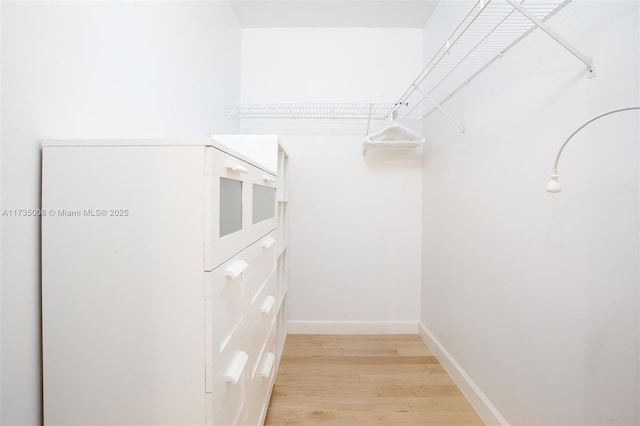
[279,363,436,378]
[291,355,438,365]
[282,343,345,357]
[264,334,485,426]
[275,371,360,385]
[292,334,422,342]
[273,383,379,399]
[268,395,411,410]
[376,383,463,398]
[265,407,379,426]
[396,345,434,356]
[407,397,484,425]
[321,338,433,356]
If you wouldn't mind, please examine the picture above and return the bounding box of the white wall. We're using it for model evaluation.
[420,1,639,425]
[240,28,424,333]
[0,2,241,423]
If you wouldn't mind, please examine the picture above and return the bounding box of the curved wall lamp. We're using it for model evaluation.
[546,107,640,193]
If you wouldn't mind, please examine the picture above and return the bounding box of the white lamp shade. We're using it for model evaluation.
[546,174,561,193]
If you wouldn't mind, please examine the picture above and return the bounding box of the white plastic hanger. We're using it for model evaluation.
[363,111,425,155]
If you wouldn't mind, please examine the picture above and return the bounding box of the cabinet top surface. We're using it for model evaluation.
[42,136,280,174]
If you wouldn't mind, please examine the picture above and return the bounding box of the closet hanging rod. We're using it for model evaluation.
[229,103,397,120]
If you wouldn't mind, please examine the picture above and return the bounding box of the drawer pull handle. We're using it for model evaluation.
[226,161,248,174]
[261,296,275,314]
[262,174,276,183]
[262,237,276,249]
[225,260,248,279]
[260,352,275,379]
[224,351,248,384]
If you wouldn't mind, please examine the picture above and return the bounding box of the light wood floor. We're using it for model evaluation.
[264,334,484,425]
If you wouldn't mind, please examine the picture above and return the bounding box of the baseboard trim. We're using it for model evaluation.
[287,320,419,334]
[418,322,509,426]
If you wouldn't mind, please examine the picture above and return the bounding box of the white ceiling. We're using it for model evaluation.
[230,0,440,28]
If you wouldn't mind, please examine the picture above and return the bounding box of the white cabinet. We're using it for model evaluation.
[41,137,288,426]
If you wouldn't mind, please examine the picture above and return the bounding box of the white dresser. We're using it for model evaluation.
[41,137,289,426]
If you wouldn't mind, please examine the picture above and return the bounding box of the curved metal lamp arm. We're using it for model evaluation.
[547,106,640,193]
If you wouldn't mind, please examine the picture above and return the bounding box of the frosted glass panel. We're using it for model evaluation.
[252,184,276,224]
[220,178,242,237]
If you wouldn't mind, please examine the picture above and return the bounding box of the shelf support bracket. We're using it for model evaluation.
[407,87,465,134]
[506,0,596,78]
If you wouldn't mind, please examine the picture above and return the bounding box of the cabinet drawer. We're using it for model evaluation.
[205,147,277,271]
[206,328,248,426]
[244,231,277,306]
[206,147,275,185]
[205,252,249,364]
[247,271,276,372]
[245,327,277,426]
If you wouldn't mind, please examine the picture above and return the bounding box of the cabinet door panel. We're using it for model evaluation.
[220,178,243,237]
[208,329,247,426]
[205,256,246,366]
[243,231,277,308]
[252,184,276,225]
[247,270,277,377]
[245,326,277,426]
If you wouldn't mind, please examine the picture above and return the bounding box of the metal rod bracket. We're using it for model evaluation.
[415,88,465,134]
[506,0,596,78]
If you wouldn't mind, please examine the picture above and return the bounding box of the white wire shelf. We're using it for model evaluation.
[396,0,573,119]
[229,103,396,120]
[229,0,588,126]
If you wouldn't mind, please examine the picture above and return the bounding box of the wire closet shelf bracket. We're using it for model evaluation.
[394,0,594,131]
